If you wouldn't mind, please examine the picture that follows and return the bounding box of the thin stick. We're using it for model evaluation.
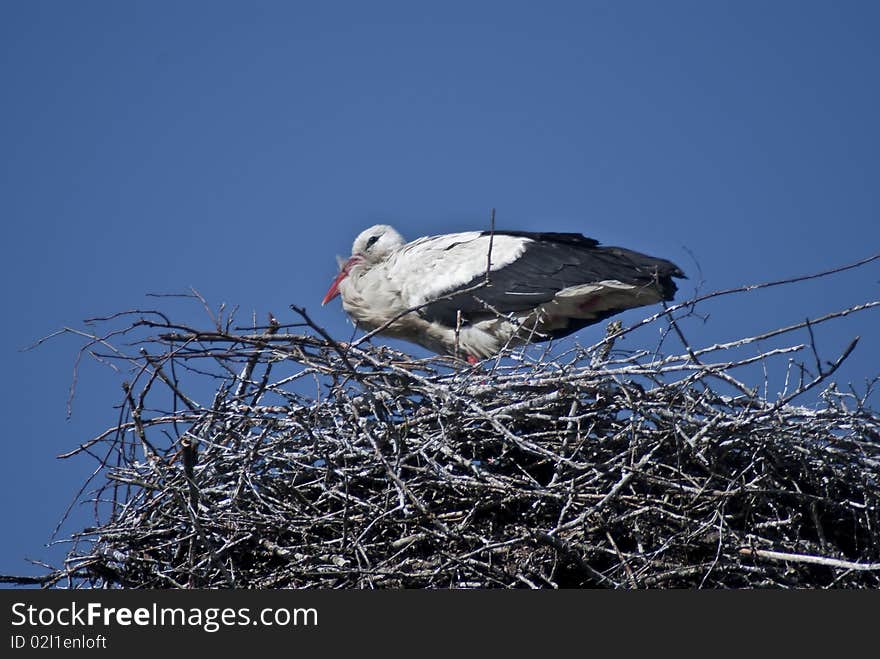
[485,207,496,284]
[740,548,880,571]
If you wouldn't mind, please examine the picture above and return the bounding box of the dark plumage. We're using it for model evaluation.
[419,231,685,334]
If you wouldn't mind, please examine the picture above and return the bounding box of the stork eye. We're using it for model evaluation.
[365,235,380,249]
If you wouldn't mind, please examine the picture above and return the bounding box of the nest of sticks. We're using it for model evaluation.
[12,261,880,589]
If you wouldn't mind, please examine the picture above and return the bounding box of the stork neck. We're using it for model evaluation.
[345,254,366,273]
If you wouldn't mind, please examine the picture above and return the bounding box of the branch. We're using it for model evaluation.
[740,548,880,571]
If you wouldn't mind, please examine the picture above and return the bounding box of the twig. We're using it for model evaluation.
[740,548,880,571]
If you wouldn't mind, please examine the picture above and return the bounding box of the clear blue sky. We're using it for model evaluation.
[1,1,878,583]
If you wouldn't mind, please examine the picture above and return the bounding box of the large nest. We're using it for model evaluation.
[10,264,880,589]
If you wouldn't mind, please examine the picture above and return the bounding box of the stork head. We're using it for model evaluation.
[349,224,405,263]
[322,224,405,305]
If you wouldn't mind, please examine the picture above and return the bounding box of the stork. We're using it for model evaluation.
[322,224,685,362]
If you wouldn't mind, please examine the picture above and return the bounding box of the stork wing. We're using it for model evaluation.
[389,231,683,328]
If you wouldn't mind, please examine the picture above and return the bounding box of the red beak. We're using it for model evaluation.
[321,255,363,306]
[321,269,348,306]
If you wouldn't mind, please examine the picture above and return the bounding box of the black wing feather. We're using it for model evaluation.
[418,231,684,327]
[480,230,600,249]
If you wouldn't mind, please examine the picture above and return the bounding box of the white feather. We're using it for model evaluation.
[388,233,527,308]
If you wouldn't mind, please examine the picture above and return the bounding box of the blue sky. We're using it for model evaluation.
[1,1,878,583]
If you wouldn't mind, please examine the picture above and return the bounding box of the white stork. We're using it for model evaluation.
[322,224,685,362]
